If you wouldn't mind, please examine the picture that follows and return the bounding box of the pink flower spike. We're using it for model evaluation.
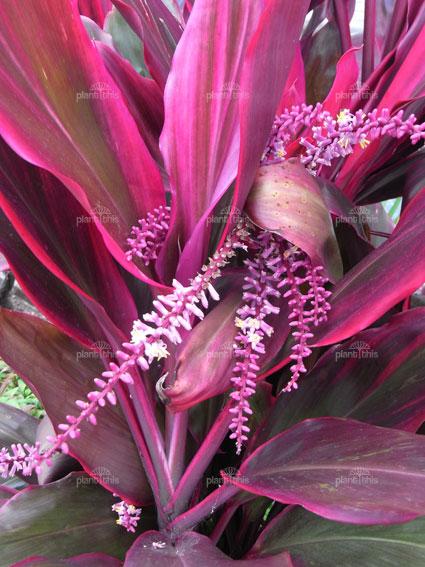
[126,205,171,265]
[229,231,283,455]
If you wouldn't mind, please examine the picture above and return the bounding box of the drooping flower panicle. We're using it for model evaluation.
[229,231,282,454]
[228,233,332,452]
[279,249,331,392]
[0,222,250,482]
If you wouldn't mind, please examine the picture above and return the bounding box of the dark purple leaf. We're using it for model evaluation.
[0,309,151,504]
[12,552,121,567]
[124,530,292,566]
[0,0,166,287]
[0,473,143,564]
[313,189,425,345]
[256,308,425,447]
[233,417,425,524]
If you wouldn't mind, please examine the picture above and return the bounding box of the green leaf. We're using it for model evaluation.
[250,506,425,567]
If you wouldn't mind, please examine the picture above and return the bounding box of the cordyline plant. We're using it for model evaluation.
[0,0,424,564]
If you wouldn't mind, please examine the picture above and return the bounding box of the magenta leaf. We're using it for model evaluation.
[0,309,151,504]
[249,506,425,567]
[313,189,425,345]
[159,0,265,280]
[165,279,289,411]
[0,473,145,564]
[97,42,164,169]
[124,530,292,566]
[233,417,425,524]
[245,160,342,281]
[169,0,310,283]
[0,0,165,286]
[256,308,425,447]
[0,138,138,335]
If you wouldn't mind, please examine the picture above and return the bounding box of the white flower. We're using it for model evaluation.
[130,320,148,345]
[235,316,261,331]
[144,340,169,363]
[336,108,354,126]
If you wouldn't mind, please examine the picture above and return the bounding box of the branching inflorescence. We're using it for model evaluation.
[0,222,250,489]
[229,231,282,454]
[228,231,331,454]
[263,103,425,173]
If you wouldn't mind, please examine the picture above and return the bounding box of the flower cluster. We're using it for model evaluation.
[263,103,425,173]
[112,500,142,533]
[0,222,250,488]
[126,205,171,265]
[229,232,283,454]
[279,249,331,392]
[228,234,332,453]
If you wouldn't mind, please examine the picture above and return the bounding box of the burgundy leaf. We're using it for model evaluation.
[233,417,425,524]
[248,505,425,567]
[0,309,151,504]
[36,417,81,485]
[78,0,113,27]
[313,188,425,345]
[0,211,111,346]
[0,403,38,450]
[245,160,342,281]
[0,0,166,287]
[0,473,141,564]
[256,308,425,447]
[0,138,138,335]
[124,530,292,566]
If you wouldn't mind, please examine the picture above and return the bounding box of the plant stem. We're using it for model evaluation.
[128,377,174,506]
[168,483,239,536]
[165,401,233,517]
[115,382,169,525]
[101,328,174,512]
[166,409,188,487]
[210,501,239,544]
